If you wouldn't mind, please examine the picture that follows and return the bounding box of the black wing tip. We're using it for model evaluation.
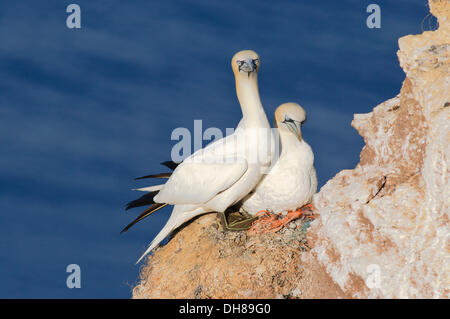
[125,200,138,210]
[161,161,179,171]
[120,215,141,234]
[120,203,168,234]
[125,199,144,211]
[134,173,171,180]
[124,191,158,210]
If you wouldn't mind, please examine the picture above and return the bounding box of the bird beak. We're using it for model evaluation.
[239,58,255,75]
[283,120,302,139]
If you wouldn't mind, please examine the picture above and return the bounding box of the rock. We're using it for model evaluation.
[132,0,449,299]
[132,214,347,298]
[308,0,449,298]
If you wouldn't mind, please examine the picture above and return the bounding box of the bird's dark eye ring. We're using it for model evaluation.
[283,116,294,123]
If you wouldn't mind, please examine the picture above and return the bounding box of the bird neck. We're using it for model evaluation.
[235,75,269,128]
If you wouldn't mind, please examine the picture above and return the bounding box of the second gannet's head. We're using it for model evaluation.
[231,50,260,78]
[275,103,307,140]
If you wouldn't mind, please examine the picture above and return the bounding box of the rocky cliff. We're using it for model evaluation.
[132,213,348,298]
[132,0,449,299]
[308,0,449,298]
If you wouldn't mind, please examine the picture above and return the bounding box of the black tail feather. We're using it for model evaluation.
[134,172,172,180]
[121,203,168,234]
[125,191,159,210]
[161,161,179,171]
[132,160,178,181]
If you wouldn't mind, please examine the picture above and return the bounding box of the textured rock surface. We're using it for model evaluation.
[309,0,449,298]
[132,0,449,299]
[132,214,347,298]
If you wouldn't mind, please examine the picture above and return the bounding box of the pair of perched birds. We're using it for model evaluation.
[123,50,317,263]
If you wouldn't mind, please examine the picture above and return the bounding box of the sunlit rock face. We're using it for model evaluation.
[132,213,349,298]
[309,0,449,298]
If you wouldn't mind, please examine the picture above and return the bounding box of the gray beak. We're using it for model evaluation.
[283,119,302,138]
[239,58,255,74]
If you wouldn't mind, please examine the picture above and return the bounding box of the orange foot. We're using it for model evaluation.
[247,210,279,234]
[248,204,315,234]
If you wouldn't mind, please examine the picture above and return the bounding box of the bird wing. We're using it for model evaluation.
[154,160,247,205]
[154,132,248,205]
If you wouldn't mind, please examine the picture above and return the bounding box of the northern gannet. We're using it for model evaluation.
[239,102,317,230]
[126,103,318,233]
[124,50,274,262]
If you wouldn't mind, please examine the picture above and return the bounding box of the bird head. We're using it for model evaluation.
[231,50,260,78]
[275,103,307,140]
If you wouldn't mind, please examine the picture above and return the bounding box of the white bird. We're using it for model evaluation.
[128,103,317,233]
[124,50,274,262]
[239,102,317,228]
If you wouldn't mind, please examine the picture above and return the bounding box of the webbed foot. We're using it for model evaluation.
[248,204,315,234]
[218,209,258,231]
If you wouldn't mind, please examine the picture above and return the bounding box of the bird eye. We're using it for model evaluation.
[283,116,294,123]
[236,60,243,66]
[253,59,259,65]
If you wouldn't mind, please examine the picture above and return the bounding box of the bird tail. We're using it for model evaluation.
[136,206,206,263]
[133,184,164,192]
[134,172,172,180]
[133,160,178,180]
[121,203,168,234]
[125,191,160,210]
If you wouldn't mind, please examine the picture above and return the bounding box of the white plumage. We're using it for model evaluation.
[136,50,274,262]
[240,103,317,215]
